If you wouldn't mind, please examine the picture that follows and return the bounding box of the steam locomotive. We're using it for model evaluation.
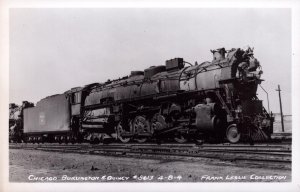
[9,47,274,144]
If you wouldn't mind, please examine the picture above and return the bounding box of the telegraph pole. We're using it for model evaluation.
[276,85,285,132]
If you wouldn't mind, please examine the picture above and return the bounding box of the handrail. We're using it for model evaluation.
[259,84,270,114]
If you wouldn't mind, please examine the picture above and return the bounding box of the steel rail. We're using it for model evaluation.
[9,143,291,170]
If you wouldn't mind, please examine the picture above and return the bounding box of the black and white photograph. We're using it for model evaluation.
[1,1,300,192]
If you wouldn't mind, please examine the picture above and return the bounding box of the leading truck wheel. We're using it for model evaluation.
[226,124,241,143]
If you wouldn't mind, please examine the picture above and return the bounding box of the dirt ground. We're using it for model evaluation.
[9,149,291,182]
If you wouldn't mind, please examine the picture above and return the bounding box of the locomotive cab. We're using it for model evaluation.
[68,87,83,116]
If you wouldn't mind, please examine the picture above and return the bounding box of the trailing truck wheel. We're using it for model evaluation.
[151,114,167,132]
[132,116,151,143]
[226,124,241,143]
[116,122,131,143]
[194,134,205,145]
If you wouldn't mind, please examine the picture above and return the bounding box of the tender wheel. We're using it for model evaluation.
[174,134,188,143]
[136,138,147,143]
[116,122,131,143]
[65,136,70,144]
[92,138,100,145]
[226,124,241,143]
[132,116,151,143]
[58,136,63,144]
[71,136,76,144]
[194,134,205,145]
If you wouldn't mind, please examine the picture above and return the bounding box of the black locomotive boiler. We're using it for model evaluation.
[10,47,274,144]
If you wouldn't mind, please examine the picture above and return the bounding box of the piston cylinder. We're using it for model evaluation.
[194,103,222,132]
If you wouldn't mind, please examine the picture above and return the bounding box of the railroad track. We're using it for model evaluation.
[9,142,291,170]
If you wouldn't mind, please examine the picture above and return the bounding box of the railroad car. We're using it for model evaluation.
[13,47,274,144]
[23,94,73,143]
[9,101,34,142]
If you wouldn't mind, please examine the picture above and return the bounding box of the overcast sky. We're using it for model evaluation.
[9,8,291,114]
